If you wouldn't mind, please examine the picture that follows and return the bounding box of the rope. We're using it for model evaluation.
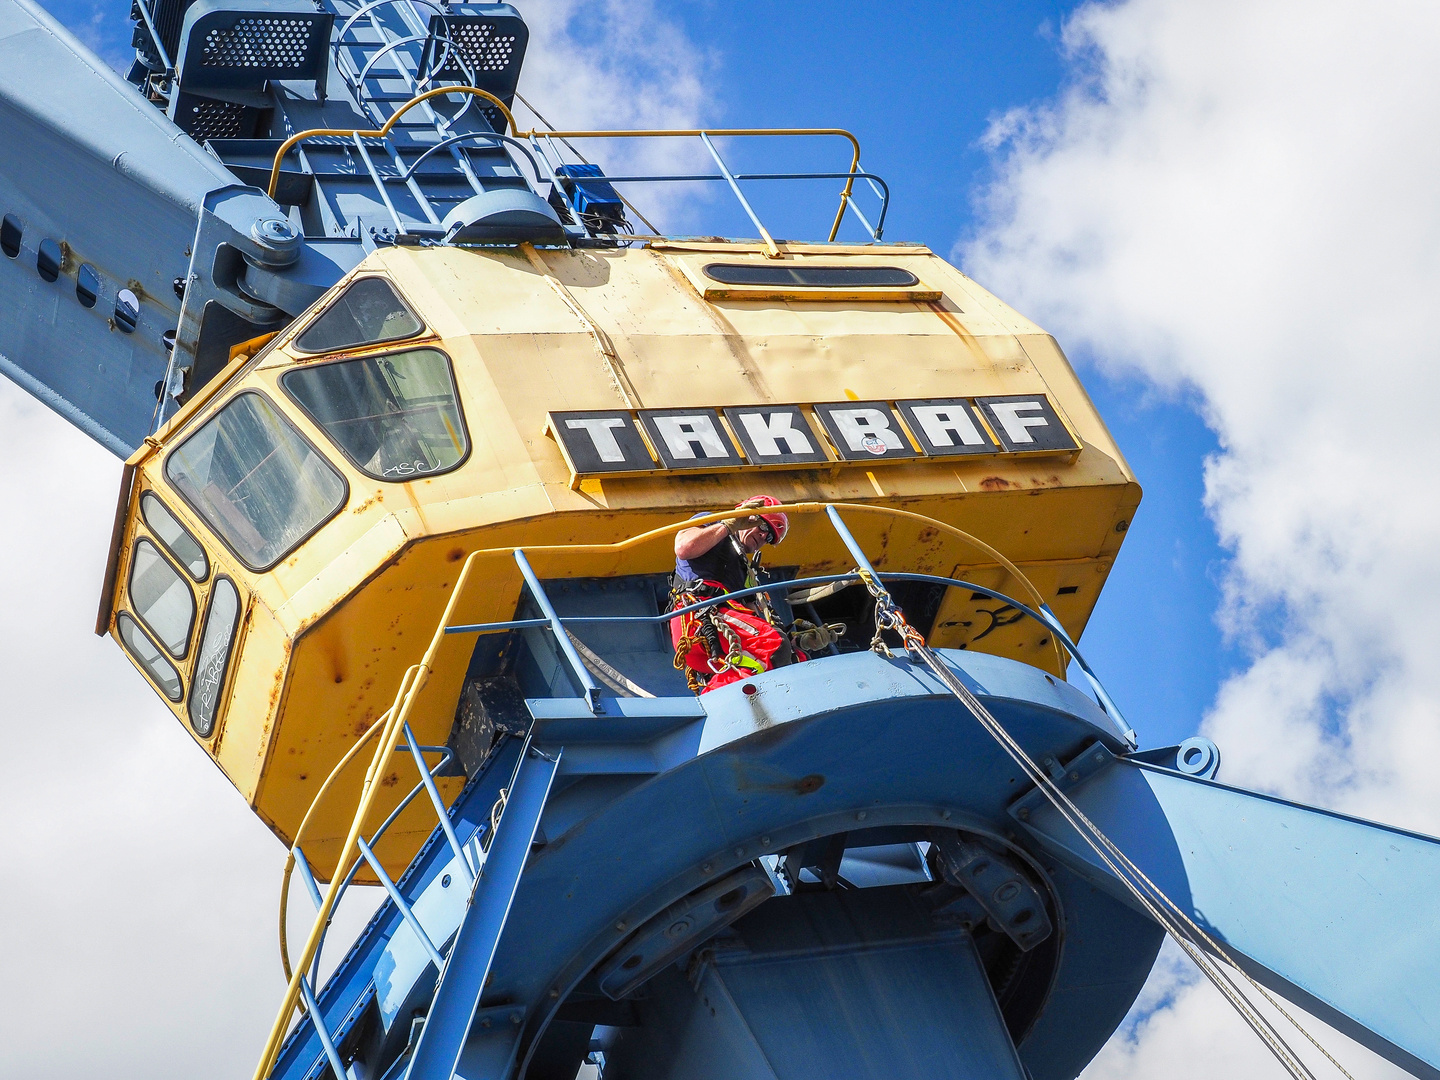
[855,575,1354,1080]
[484,787,508,853]
[566,630,655,698]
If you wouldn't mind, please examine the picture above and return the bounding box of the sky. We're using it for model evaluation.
[3,0,1438,1077]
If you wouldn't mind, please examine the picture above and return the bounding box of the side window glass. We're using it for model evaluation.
[293,277,423,354]
[117,613,183,702]
[165,393,347,571]
[129,538,195,658]
[189,578,241,738]
[140,492,209,580]
[283,348,468,481]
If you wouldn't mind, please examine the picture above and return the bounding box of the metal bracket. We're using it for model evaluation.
[596,862,776,1001]
[927,831,1053,952]
[1008,741,1115,825]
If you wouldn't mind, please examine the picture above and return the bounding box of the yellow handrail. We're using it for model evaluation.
[266,86,519,199]
[277,707,393,982]
[256,501,1058,1079]
[520,127,864,246]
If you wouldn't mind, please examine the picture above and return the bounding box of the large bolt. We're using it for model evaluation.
[252,216,298,246]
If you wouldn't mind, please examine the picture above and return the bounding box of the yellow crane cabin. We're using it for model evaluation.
[97,238,1140,879]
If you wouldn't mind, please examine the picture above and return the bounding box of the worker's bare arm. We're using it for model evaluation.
[675,522,732,559]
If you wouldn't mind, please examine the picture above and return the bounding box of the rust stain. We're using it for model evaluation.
[979,476,1014,491]
[447,547,465,562]
[351,491,383,515]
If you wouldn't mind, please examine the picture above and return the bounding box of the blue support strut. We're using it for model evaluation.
[1017,754,1440,1080]
[403,744,561,1080]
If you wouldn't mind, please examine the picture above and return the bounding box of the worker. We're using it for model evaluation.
[669,496,795,693]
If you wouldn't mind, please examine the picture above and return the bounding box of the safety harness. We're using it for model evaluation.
[668,547,787,693]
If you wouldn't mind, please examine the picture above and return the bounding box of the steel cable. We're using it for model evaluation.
[862,580,1354,1080]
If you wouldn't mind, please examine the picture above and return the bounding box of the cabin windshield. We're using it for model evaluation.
[283,348,468,481]
[128,538,194,657]
[164,392,347,570]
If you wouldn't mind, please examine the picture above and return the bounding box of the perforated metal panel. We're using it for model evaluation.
[419,11,528,105]
[177,96,254,139]
[199,15,321,69]
[440,20,518,74]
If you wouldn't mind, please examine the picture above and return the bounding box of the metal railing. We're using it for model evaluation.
[519,128,887,255]
[444,504,1133,739]
[255,501,1134,1080]
[265,94,888,249]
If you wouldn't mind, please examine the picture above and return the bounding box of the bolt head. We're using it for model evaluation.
[254,216,297,243]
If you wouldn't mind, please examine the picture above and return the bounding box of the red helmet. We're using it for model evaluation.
[736,495,788,545]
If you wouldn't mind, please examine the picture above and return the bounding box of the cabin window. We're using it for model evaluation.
[293,277,423,354]
[140,492,209,581]
[282,348,469,481]
[189,577,241,738]
[165,391,348,571]
[129,538,195,658]
[117,613,183,702]
[702,264,919,288]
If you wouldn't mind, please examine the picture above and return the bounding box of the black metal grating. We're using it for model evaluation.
[200,16,319,68]
[432,21,518,77]
[181,98,252,139]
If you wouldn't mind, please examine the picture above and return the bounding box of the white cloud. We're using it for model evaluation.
[511,0,713,231]
[0,381,278,1076]
[964,0,1440,1075]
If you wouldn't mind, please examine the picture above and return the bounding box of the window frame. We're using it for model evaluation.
[188,575,243,739]
[163,389,350,573]
[290,275,427,356]
[139,490,210,583]
[279,346,473,483]
[701,263,921,288]
[127,535,197,661]
[116,611,184,703]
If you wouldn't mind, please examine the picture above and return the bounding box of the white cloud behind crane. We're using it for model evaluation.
[963,1,1440,1076]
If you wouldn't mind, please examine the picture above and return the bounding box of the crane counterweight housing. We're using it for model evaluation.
[5,1,1440,1079]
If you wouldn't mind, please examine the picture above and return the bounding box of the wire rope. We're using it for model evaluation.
[515,91,663,235]
[860,576,1355,1080]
